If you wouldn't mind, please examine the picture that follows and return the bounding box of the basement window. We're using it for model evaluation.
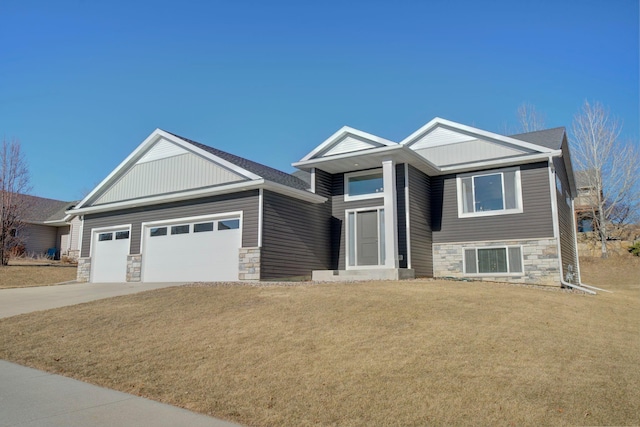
[464,246,523,275]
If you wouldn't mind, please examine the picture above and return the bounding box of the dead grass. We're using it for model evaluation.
[0,258,638,426]
[0,264,77,289]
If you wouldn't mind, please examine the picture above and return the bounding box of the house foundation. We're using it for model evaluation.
[77,257,91,282]
[239,247,261,281]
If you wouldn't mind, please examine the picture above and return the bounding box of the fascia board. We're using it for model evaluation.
[401,117,555,154]
[299,126,396,162]
[162,130,261,180]
[293,144,405,168]
[438,150,562,174]
[68,179,325,216]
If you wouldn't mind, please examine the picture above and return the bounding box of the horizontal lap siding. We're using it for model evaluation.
[81,191,259,257]
[554,148,579,279]
[396,165,407,269]
[408,166,433,277]
[23,224,57,255]
[332,172,386,270]
[432,162,553,243]
[261,190,331,279]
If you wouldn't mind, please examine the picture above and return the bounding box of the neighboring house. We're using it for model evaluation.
[574,169,599,233]
[12,194,81,259]
[70,118,583,288]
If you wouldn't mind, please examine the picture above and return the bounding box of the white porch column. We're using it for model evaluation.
[382,160,399,268]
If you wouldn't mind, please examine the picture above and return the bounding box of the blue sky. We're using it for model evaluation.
[1,0,637,201]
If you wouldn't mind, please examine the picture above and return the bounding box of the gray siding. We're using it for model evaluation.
[407,166,433,277]
[432,162,554,243]
[331,172,385,270]
[23,224,57,255]
[396,164,407,269]
[81,191,259,257]
[260,190,331,279]
[554,143,579,281]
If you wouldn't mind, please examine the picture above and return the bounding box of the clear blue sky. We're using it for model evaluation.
[1,0,638,201]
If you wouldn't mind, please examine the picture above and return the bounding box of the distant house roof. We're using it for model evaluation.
[8,194,77,224]
[509,127,566,150]
[167,132,309,191]
[575,169,597,188]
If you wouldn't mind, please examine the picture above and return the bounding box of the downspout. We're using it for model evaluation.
[548,155,599,295]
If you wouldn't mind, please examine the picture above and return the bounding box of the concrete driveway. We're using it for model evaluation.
[0,281,185,319]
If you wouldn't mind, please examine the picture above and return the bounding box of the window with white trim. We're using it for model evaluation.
[457,167,522,217]
[464,246,523,274]
[344,169,384,201]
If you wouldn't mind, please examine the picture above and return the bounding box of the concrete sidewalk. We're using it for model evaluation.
[0,360,240,427]
[0,281,186,319]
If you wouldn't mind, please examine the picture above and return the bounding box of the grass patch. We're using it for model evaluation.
[0,264,77,289]
[0,258,638,426]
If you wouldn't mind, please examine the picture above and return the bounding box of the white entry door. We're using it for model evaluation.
[142,215,242,282]
[91,228,130,283]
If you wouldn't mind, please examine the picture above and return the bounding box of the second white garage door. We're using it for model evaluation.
[142,215,242,282]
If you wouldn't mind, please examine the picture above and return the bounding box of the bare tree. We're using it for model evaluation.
[0,138,31,265]
[570,100,640,258]
[516,102,546,133]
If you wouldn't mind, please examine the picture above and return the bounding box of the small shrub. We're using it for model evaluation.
[629,241,640,257]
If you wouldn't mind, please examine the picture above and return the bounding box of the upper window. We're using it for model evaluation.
[344,169,384,201]
[115,231,130,240]
[457,167,522,218]
[218,219,240,230]
[98,232,113,241]
[150,227,167,237]
[171,225,190,235]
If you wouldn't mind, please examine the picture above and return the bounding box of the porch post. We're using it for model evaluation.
[382,160,399,268]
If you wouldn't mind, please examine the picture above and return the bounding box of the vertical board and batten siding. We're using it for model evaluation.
[432,162,554,243]
[81,191,259,257]
[94,153,245,205]
[554,147,579,280]
[69,216,82,252]
[260,190,331,279]
[23,224,58,255]
[408,166,433,277]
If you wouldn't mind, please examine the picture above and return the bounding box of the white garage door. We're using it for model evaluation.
[91,228,130,283]
[142,215,242,282]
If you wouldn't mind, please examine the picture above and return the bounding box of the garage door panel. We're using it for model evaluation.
[142,217,241,283]
[91,229,130,283]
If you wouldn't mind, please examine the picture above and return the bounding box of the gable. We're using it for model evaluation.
[92,138,247,205]
[406,124,538,167]
[321,134,387,157]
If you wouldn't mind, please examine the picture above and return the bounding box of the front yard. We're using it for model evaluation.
[0,263,77,289]
[0,256,638,426]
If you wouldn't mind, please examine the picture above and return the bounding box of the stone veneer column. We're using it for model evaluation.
[239,247,261,281]
[76,257,91,282]
[126,254,142,282]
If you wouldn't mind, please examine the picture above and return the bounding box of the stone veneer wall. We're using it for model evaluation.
[433,238,561,286]
[77,257,91,282]
[239,247,261,281]
[126,254,142,282]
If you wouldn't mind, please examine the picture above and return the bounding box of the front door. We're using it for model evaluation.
[347,208,385,268]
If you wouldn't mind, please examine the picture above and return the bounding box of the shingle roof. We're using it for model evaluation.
[166,131,309,191]
[7,194,76,223]
[509,127,566,150]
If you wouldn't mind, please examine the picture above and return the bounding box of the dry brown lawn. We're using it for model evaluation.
[0,257,638,426]
[0,264,77,289]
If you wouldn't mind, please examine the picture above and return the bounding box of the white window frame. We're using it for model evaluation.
[345,207,386,269]
[344,169,384,202]
[463,245,524,276]
[456,166,523,218]
[89,224,132,257]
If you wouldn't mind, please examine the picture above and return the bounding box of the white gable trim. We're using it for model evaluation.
[74,129,261,210]
[401,117,555,154]
[300,126,396,161]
